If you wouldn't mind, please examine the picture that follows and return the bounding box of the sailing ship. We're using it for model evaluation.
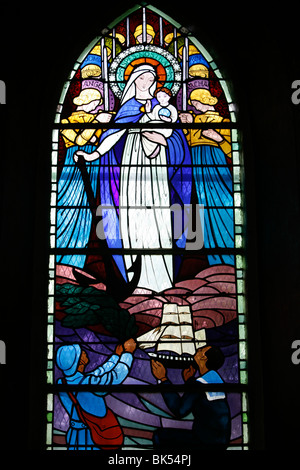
[137,303,206,368]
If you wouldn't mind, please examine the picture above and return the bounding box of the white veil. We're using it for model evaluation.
[98,64,157,155]
[120,64,157,105]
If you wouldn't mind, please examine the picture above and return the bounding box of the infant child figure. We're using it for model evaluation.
[142,87,178,159]
[148,87,178,123]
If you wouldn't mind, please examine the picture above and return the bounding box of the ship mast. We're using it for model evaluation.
[137,303,206,367]
[157,304,195,356]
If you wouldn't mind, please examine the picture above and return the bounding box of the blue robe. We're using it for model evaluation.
[57,351,133,450]
[56,144,99,268]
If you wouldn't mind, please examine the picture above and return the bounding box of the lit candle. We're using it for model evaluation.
[112,28,116,58]
[142,7,146,44]
[183,37,190,111]
[173,28,177,58]
[159,16,163,47]
[101,38,109,111]
[182,44,187,111]
[126,17,130,47]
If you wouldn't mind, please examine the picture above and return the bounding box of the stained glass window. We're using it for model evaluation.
[47,4,248,451]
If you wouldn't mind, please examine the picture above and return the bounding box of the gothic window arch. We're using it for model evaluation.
[47,4,248,451]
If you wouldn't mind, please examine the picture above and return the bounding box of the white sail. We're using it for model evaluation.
[137,303,206,357]
[137,326,162,349]
[161,313,180,325]
[195,328,207,349]
[182,341,196,356]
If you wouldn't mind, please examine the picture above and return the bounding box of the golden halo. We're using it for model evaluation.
[124,57,167,88]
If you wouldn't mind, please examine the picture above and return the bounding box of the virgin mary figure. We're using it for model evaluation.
[75,64,192,293]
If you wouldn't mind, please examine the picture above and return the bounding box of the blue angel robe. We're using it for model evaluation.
[56,144,99,268]
[192,145,234,265]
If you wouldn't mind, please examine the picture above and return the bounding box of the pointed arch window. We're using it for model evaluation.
[47,4,248,451]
